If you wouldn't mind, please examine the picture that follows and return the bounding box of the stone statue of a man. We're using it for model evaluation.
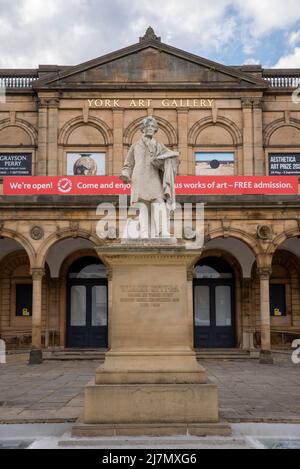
[121,116,180,210]
[120,116,180,238]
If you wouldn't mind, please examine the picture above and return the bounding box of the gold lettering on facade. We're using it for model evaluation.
[88,99,214,108]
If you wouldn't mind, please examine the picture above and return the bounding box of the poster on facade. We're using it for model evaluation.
[269,153,300,176]
[195,152,235,176]
[0,153,32,177]
[67,153,106,176]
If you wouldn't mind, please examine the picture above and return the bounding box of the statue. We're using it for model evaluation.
[120,116,180,238]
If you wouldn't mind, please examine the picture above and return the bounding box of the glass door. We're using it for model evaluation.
[67,258,108,349]
[194,257,236,349]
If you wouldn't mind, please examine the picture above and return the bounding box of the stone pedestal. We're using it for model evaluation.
[78,243,224,436]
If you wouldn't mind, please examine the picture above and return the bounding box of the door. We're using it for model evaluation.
[194,257,236,348]
[67,257,108,348]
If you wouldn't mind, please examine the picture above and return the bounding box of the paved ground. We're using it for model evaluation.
[0,354,299,424]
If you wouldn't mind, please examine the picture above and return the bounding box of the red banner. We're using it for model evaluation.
[2,176,299,196]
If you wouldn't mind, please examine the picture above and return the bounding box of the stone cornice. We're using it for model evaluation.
[96,245,203,268]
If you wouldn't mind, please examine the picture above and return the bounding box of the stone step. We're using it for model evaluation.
[44,349,252,361]
[196,349,252,360]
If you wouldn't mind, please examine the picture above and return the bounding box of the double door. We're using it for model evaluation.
[67,280,108,348]
[194,280,235,348]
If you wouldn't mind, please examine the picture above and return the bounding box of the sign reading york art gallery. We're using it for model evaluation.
[88,98,214,109]
[269,153,300,176]
[0,153,32,177]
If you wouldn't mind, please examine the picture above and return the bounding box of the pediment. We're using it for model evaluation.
[34,36,268,90]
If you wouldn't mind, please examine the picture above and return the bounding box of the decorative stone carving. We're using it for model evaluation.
[70,222,80,238]
[253,99,263,109]
[257,225,273,241]
[241,98,253,109]
[30,268,45,280]
[30,226,44,241]
[257,267,272,279]
[140,26,161,43]
[222,218,231,238]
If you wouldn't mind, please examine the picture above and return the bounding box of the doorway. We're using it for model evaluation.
[194,257,236,348]
[66,257,108,348]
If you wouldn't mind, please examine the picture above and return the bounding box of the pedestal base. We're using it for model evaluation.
[29,349,43,365]
[96,350,208,384]
[82,244,221,434]
[72,422,231,438]
[85,383,219,425]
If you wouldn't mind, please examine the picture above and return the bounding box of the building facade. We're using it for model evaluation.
[0,28,300,361]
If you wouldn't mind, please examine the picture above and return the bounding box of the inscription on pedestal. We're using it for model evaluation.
[120,285,180,308]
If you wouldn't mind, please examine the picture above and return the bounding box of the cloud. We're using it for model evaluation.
[288,30,300,47]
[275,47,300,68]
[0,0,300,68]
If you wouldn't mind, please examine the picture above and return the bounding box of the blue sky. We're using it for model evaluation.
[0,0,300,69]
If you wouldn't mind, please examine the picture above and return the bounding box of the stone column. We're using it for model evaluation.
[112,109,124,176]
[47,97,59,176]
[29,268,45,365]
[37,98,48,176]
[253,99,264,176]
[177,110,188,175]
[257,267,273,364]
[242,98,254,175]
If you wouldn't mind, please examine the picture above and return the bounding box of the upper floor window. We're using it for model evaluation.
[195,152,235,176]
[67,152,106,176]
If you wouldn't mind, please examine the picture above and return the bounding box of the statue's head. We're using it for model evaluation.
[140,116,159,138]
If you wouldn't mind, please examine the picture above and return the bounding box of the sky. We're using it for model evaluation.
[1,0,300,69]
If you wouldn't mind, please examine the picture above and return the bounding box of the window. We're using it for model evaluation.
[270,284,286,317]
[195,257,233,280]
[195,152,235,176]
[67,153,106,176]
[16,284,32,317]
[68,257,107,279]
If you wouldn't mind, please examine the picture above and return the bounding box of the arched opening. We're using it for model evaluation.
[0,238,51,351]
[194,256,236,348]
[66,257,108,349]
[251,238,300,349]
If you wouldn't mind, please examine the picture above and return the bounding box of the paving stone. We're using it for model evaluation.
[0,356,299,423]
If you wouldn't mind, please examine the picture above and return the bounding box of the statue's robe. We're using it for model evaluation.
[122,137,179,210]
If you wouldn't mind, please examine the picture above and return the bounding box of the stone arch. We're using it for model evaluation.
[59,248,104,280]
[267,228,300,257]
[0,251,30,279]
[0,250,50,278]
[206,228,261,258]
[272,249,300,276]
[124,115,178,146]
[0,229,35,268]
[264,118,300,147]
[58,116,113,146]
[188,116,243,146]
[0,119,38,147]
[251,249,300,341]
[36,229,104,269]
[197,248,243,280]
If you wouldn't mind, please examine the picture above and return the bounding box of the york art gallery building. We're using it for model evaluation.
[0,28,300,363]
